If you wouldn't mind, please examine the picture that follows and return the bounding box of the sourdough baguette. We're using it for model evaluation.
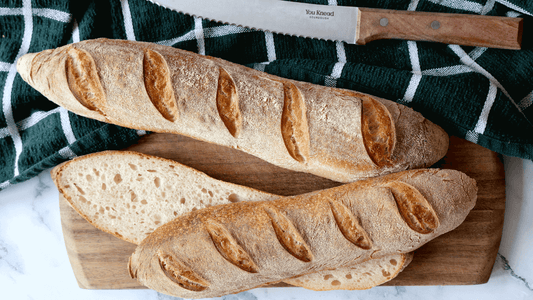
[53,150,412,289]
[18,38,449,182]
[128,169,477,298]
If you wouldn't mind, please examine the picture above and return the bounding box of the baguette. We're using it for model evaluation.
[18,38,449,183]
[128,168,477,298]
[53,150,412,290]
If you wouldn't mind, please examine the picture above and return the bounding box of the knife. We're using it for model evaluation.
[148,0,523,50]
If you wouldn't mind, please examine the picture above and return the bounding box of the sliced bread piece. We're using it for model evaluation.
[51,150,278,244]
[284,252,413,290]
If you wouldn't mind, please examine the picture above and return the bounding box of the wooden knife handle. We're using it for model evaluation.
[356,8,523,49]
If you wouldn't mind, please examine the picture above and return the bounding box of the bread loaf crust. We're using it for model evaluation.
[18,38,449,182]
[129,168,476,298]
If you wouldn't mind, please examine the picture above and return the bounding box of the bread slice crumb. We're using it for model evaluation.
[284,252,413,290]
[52,151,278,244]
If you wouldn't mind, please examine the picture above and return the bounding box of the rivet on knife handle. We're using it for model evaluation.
[356,8,523,49]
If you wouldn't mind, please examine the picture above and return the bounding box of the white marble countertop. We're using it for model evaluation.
[1,156,532,300]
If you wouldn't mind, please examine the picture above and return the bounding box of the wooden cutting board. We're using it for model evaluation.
[59,133,506,290]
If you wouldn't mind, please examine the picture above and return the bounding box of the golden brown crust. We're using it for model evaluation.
[19,38,449,183]
[216,67,242,137]
[65,47,106,114]
[387,181,439,234]
[204,219,260,273]
[361,96,396,167]
[157,250,210,291]
[143,49,178,122]
[328,199,372,250]
[280,81,310,163]
[264,206,314,263]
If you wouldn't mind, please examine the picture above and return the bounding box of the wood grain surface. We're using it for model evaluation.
[59,133,506,289]
[357,8,523,49]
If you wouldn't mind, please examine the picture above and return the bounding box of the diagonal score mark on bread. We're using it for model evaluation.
[143,49,178,122]
[361,95,396,168]
[66,47,106,114]
[204,219,259,273]
[386,181,440,234]
[328,198,373,250]
[280,81,310,163]
[156,250,210,292]
[216,67,242,137]
[264,206,314,263]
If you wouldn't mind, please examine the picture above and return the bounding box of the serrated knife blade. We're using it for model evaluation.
[149,0,523,50]
[151,0,358,43]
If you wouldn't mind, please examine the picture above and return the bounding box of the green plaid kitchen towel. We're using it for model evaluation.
[1,0,532,191]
